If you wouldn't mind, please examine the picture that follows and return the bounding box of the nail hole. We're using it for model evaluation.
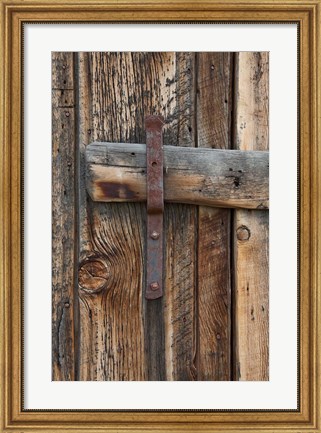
[131,152,136,156]
[152,161,157,167]
[234,177,240,188]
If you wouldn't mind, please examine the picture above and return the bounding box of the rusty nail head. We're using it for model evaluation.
[150,282,159,291]
[150,231,160,240]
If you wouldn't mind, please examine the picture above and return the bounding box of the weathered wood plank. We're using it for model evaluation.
[52,52,76,381]
[76,51,97,381]
[77,52,148,380]
[86,143,269,209]
[197,52,233,380]
[163,53,197,381]
[233,52,269,380]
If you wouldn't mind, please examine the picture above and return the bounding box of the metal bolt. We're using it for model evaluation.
[150,231,160,240]
[150,281,159,291]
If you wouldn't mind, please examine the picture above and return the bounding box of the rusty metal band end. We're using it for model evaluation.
[145,115,164,300]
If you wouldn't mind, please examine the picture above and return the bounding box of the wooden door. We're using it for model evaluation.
[52,52,269,381]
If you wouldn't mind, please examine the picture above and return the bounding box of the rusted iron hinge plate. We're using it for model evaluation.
[145,115,164,300]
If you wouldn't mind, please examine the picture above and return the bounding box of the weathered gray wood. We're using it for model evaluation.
[197,52,232,380]
[52,50,270,382]
[163,53,197,381]
[52,52,76,381]
[76,52,96,381]
[86,143,269,209]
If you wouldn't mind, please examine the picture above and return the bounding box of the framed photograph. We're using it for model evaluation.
[1,1,320,432]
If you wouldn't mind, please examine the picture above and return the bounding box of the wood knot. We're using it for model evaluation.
[236,226,251,241]
[78,258,110,294]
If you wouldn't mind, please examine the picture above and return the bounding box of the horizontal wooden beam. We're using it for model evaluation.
[86,142,269,210]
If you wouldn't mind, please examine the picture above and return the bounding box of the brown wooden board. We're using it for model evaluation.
[233,52,269,380]
[196,52,233,380]
[52,51,269,381]
[163,53,197,381]
[52,52,76,381]
[85,143,269,209]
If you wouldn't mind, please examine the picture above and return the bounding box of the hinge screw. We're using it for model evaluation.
[150,281,159,291]
[150,231,160,240]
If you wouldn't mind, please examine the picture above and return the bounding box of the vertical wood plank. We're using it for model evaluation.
[196,52,233,380]
[163,53,197,381]
[77,53,148,380]
[76,52,97,381]
[52,52,76,380]
[233,52,269,380]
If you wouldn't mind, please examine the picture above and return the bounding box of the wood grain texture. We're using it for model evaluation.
[76,51,97,380]
[78,53,148,380]
[196,52,233,380]
[52,50,270,382]
[233,52,269,380]
[86,143,269,209]
[52,52,76,380]
[163,53,197,381]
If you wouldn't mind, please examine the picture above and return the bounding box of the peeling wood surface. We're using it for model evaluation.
[233,52,269,380]
[52,51,269,382]
[52,52,76,381]
[86,143,269,209]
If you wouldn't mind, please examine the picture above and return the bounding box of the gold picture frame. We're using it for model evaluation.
[1,1,320,431]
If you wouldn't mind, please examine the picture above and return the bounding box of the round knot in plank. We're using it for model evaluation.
[78,258,110,294]
[236,225,251,241]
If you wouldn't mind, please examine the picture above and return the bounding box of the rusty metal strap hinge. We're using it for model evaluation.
[145,115,164,300]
